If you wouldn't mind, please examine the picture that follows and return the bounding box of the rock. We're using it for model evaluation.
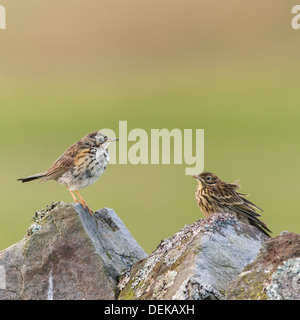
[226,232,300,300]
[2,203,298,300]
[0,202,147,300]
[118,213,268,300]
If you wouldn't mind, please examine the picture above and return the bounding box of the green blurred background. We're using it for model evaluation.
[0,1,299,254]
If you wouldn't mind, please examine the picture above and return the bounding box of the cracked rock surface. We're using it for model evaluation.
[118,213,268,300]
[1,203,298,300]
[226,232,300,300]
[0,202,146,300]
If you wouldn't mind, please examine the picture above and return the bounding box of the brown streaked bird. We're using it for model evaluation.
[192,172,271,237]
[18,131,118,216]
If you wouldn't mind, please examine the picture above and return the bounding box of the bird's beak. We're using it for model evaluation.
[107,138,119,142]
[192,175,199,179]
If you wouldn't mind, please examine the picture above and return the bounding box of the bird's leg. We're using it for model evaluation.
[67,188,91,215]
[68,187,80,204]
[75,190,93,216]
[67,187,89,213]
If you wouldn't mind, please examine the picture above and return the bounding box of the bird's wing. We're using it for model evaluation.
[229,203,272,236]
[208,184,245,206]
[209,183,262,217]
[41,144,80,181]
[209,183,271,236]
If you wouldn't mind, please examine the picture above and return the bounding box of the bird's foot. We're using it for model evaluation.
[84,203,93,216]
[80,200,93,216]
[72,190,93,217]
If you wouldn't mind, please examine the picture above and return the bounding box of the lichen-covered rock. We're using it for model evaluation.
[0,202,146,300]
[118,213,268,300]
[226,232,300,300]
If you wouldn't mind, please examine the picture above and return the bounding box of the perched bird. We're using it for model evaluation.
[18,131,118,216]
[192,172,271,237]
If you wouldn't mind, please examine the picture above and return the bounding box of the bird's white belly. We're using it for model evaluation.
[58,148,109,190]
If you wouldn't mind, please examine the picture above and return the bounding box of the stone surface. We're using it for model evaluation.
[118,213,268,300]
[0,202,147,300]
[226,232,300,300]
[2,203,298,300]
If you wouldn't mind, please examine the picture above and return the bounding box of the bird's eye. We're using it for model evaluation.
[206,176,212,182]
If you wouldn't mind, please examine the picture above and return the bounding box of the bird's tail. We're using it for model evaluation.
[17,172,46,183]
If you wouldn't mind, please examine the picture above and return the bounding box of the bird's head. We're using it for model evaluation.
[192,171,219,187]
[88,131,119,148]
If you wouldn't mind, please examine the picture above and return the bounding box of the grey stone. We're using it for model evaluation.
[226,232,300,300]
[0,202,147,300]
[2,202,298,300]
[118,213,268,300]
